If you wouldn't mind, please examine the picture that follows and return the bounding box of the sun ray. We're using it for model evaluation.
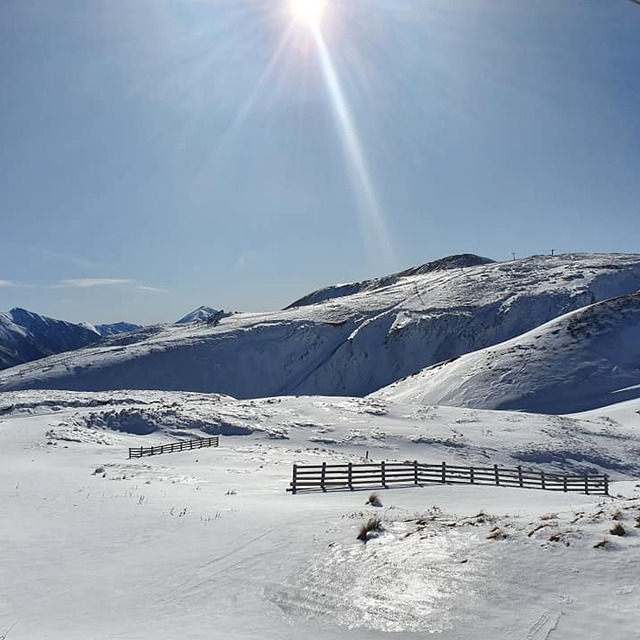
[312,29,396,267]
[227,27,294,135]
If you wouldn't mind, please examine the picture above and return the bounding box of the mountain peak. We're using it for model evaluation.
[286,253,495,309]
[175,306,220,325]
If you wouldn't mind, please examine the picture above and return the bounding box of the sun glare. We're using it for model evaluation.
[290,0,327,28]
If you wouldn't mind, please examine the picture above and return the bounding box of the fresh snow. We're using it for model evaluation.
[2,252,640,639]
[376,290,640,414]
[1,390,639,639]
[3,253,640,398]
[174,306,221,325]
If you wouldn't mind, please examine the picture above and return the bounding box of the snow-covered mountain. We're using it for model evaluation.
[375,290,640,414]
[175,306,220,325]
[0,308,141,371]
[82,321,143,337]
[286,254,495,308]
[0,308,102,370]
[2,253,640,399]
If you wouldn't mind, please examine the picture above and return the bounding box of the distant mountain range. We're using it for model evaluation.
[0,303,226,372]
[2,253,640,415]
[0,308,142,371]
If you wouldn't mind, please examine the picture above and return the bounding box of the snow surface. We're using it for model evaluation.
[1,390,639,639]
[175,306,221,325]
[376,291,640,414]
[3,253,640,398]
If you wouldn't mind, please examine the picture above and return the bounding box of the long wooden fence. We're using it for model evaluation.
[288,461,609,495]
[128,436,219,459]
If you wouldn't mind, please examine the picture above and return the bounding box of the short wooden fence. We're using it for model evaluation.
[288,461,609,495]
[128,436,219,459]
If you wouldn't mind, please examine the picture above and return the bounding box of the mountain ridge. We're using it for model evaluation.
[0,308,141,371]
[2,253,640,402]
[375,289,640,414]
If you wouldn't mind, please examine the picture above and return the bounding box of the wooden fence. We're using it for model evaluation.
[128,436,219,459]
[288,461,609,495]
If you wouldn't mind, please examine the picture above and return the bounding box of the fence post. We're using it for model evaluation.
[603,474,609,496]
[470,466,475,484]
[494,464,500,486]
[321,462,327,492]
[381,461,387,488]
[541,471,546,490]
[348,462,353,490]
[563,476,568,493]
[584,476,589,495]
[441,461,446,484]
[414,460,419,485]
[291,464,297,494]
[518,466,523,488]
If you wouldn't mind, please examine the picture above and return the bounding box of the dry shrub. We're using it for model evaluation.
[366,492,382,507]
[357,516,382,542]
[610,522,626,536]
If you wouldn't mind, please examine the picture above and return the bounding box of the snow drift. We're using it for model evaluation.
[376,291,640,414]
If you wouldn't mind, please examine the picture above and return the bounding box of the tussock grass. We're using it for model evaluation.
[366,492,382,507]
[357,516,382,542]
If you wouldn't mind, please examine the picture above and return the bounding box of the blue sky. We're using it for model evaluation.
[1,0,639,324]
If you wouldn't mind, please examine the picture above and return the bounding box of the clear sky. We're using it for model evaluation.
[1,0,639,324]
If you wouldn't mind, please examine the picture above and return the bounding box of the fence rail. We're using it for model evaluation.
[288,461,609,495]
[128,436,219,459]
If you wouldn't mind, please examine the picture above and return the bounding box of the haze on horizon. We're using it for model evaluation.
[1,0,639,325]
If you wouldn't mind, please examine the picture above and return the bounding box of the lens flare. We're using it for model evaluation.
[312,30,396,267]
[290,0,327,28]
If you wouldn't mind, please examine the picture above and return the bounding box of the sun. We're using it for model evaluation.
[290,0,327,28]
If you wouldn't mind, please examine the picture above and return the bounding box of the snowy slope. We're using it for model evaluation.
[83,321,143,337]
[2,253,640,397]
[376,291,640,414]
[2,388,640,477]
[0,308,102,370]
[1,389,639,639]
[174,305,220,324]
[286,254,495,308]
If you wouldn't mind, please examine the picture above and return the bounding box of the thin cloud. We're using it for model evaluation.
[136,285,169,293]
[30,246,107,271]
[53,279,169,293]
[0,279,14,287]
[56,279,134,289]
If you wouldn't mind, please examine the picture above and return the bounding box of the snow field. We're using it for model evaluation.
[2,395,640,639]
